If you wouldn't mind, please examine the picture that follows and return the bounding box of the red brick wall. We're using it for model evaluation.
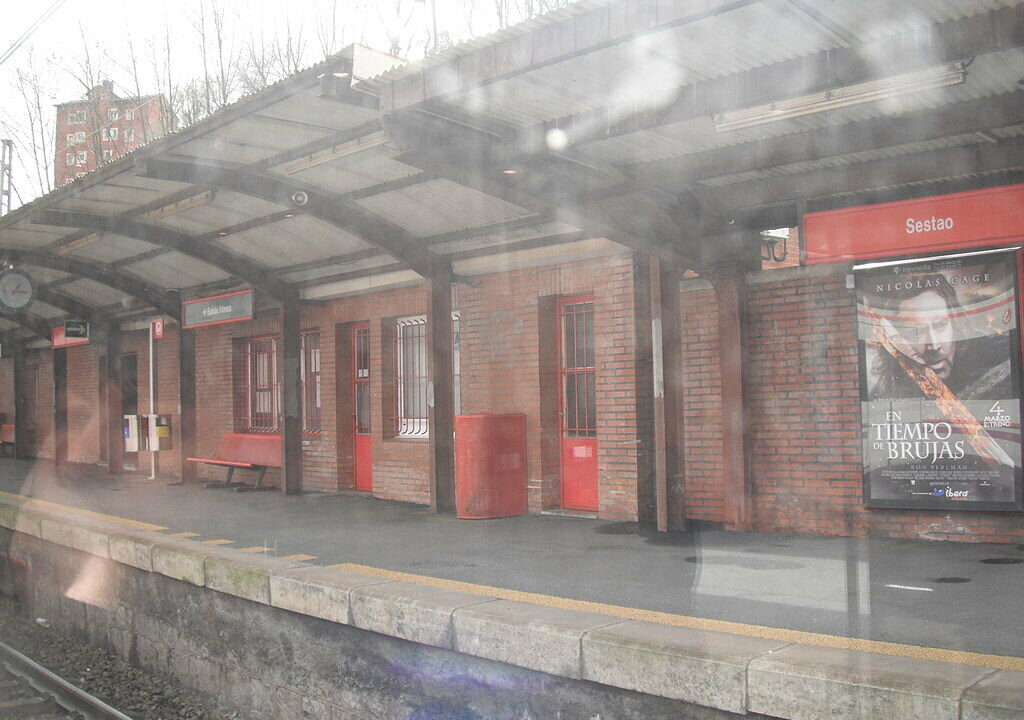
[23,349,54,459]
[678,286,726,524]
[67,344,102,464]
[678,266,1024,542]
[458,253,643,520]
[0,358,13,423]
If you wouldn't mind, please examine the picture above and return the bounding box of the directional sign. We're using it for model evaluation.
[182,290,254,329]
[64,320,89,339]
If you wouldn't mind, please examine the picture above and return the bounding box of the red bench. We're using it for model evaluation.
[187,433,281,491]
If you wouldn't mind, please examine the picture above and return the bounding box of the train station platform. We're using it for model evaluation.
[0,458,1023,719]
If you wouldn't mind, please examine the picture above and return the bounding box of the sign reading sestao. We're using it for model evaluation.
[182,289,254,329]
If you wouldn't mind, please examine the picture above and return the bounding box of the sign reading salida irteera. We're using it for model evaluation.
[182,289,254,329]
[857,250,1023,511]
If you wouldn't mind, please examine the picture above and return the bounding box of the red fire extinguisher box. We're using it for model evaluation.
[454,413,528,519]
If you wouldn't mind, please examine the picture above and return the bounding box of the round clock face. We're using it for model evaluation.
[0,270,34,311]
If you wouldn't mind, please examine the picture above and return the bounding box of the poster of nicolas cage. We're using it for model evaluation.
[857,250,1023,510]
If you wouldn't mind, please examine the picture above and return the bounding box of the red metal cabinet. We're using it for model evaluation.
[454,413,527,519]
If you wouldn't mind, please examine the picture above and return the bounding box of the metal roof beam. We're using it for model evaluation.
[138,158,438,278]
[34,287,112,325]
[516,5,1024,151]
[633,92,1024,190]
[30,209,298,304]
[0,249,181,320]
[697,133,1024,219]
[0,310,54,342]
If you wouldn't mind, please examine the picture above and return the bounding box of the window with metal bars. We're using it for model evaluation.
[236,336,279,433]
[234,332,321,434]
[300,332,321,433]
[393,314,461,437]
[395,316,428,437]
[559,299,597,438]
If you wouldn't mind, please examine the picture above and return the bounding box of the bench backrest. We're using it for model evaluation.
[215,433,282,467]
[0,424,13,444]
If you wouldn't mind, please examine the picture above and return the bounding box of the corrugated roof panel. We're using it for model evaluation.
[214,215,370,267]
[256,93,380,132]
[59,279,136,308]
[0,226,68,250]
[66,234,158,264]
[274,149,423,196]
[28,301,67,320]
[18,266,70,285]
[152,191,283,235]
[808,0,1024,42]
[355,178,532,237]
[431,220,578,255]
[123,252,232,288]
[280,254,396,283]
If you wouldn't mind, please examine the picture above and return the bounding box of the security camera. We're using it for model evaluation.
[290,190,310,207]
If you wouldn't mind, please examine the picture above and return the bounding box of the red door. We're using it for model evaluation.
[558,296,598,511]
[353,324,373,491]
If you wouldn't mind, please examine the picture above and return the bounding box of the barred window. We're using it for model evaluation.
[300,332,321,433]
[396,316,428,437]
[237,336,279,433]
[394,314,461,437]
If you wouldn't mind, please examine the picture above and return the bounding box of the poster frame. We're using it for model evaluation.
[855,246,1024,512]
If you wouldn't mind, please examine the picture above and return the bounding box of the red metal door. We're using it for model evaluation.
[353,324,373,491]
[558,296,598,511]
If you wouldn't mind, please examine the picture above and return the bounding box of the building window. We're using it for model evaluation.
[108,108,120,121]
[395,316,428,437]
[124,128,135,142]
[102,149,112,163]
[236,336,279,434]
[392,314,462,437]
[65,153,75,167]
[104,127,118,141]
[68,111,86,124]
[66,134,75,145]
[125,109,135,120]
[301,332,321,433]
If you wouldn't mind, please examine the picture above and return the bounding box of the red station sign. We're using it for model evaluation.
[804,184,1024,264]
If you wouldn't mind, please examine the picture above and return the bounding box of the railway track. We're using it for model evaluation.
[0,639,133,719]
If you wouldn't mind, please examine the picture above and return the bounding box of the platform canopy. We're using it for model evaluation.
[2,0,1024,343]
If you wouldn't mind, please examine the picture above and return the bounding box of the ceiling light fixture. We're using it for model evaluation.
[279,130,390,175]
[712,63,967,133]
[502,169,519,175]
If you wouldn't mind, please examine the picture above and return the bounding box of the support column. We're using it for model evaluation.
[279,301,303,495]
[178,327,197,484]
[53,348,68,467]
[12,341,28,460]
[709,267,752,531]
[106,325,124,475]
[427,261,455,513]
[651,257,687,531]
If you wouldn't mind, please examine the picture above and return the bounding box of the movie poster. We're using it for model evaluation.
[857,250,1023,510]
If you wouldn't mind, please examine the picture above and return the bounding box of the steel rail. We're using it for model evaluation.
[0,638,134,719]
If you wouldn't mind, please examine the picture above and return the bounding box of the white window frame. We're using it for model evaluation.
[65,153,75,167]
[104,127,118,141]
[394,313,462,438]
[124,128,135,142]
[108,108,120,121]
[125,109,135,120]
[68,111,86,124]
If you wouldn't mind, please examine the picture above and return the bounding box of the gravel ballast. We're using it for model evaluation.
[0,598,238,720]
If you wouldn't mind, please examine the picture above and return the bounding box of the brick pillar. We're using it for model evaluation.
[709,267,752,530]
[428,261,455,513]
[53,348,68,466]
[178,327,197,484]
[280,301,303,495]
[106,326,124,475]
[12,341,28,460]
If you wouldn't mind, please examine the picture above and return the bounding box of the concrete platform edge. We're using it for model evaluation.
[0,496,1018,720]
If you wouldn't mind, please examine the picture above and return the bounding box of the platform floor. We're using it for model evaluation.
[1,459,1022,662]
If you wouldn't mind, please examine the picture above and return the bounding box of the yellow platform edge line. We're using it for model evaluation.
[240,547,271,553]
[0,491,167,532]
[283,554,318,562]
[170,532,201,538]
[2,492,1019,674]
[334,562,1024,673]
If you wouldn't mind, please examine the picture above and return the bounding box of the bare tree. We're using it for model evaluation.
[315,0,346,60]
[4,50,54,198]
